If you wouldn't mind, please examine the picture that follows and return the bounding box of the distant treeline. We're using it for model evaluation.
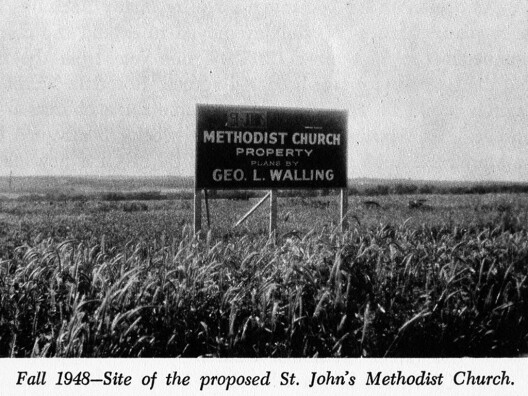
[4,182,528,202]
[3,176,528,200]
[0,175,194,193]
[354,182,528,196]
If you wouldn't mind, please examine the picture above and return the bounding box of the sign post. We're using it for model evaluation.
[269,189,277,239]
[195,104,348,236]
[203,189,211,229]
[340,188,348,232]
[193,188,201,234]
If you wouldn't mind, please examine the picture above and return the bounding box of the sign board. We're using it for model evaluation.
[195,104,347,189]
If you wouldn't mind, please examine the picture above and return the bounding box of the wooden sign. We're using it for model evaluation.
[196,104,347,190]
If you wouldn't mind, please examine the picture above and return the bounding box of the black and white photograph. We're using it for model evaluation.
[1,0,527,394]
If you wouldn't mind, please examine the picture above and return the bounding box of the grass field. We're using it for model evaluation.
[1,192,527,357]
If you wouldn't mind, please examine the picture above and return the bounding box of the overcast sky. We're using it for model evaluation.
[1,0,527,181]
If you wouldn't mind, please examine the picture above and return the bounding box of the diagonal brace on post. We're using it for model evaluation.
[233,191,271,228]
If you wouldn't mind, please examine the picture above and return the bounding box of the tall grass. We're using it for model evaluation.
[1,221,527,357]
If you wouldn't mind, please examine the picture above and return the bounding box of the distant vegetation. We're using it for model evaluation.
[1,176,528,202]
[0,175,194,196]
[361,182,528,196]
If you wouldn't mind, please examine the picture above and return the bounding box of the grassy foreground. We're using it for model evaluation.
[1,212,527,357]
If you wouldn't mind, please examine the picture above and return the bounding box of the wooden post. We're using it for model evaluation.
[194,189,201,234]
[340,188,348,232]
[203,189,211,229]
[269,189,277,239]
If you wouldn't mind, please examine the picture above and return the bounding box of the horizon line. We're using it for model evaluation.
[1,174,527,185]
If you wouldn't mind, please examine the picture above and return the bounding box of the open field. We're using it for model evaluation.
[1,193,527,357]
